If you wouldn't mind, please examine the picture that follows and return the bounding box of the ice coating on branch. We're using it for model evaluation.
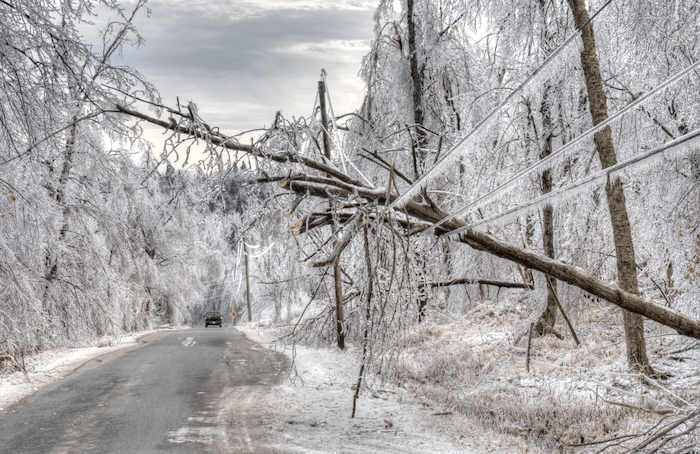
[427,58,700,234]
[386,19,590,211]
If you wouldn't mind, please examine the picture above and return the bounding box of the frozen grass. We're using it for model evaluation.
[241,323,541,453]
[257,293,699,452]
[386,298,700,453]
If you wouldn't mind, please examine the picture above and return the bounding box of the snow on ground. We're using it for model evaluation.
[2,297,698,453]
[0,323,534,453]
[383,298,700,453]
[240,294,700,453]
[238,324,539,454]
[0,326,185,415]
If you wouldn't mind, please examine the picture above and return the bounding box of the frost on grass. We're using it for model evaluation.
[382,297,700,453]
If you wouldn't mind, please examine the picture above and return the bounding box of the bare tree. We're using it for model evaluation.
[566,0,652,374]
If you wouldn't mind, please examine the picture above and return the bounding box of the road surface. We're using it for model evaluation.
[0,328,288,454]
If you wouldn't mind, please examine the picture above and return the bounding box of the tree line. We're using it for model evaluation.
[0,0,255,360]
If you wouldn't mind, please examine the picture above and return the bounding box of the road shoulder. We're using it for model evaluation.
[0,326,185,416]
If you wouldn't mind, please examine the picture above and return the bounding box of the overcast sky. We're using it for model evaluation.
[106,0,376,136]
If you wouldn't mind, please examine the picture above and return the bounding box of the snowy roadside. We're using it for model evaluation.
[0,325,187,415]
[238,324,539,454]
[0,323,534,453]
[237,295,700,453]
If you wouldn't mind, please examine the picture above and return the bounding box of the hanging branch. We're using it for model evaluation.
[309,215,363,268]
[352,221,374,419]
[360,148,415,185]
[545,277,581,346]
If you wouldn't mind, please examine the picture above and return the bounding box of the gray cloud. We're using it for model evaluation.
[113,0,375,133]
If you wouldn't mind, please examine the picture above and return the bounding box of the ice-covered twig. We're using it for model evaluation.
[642,375,692,408]
[585,386,675,415]
[587,377,682,414]
[427,57,700,235]
[545,277,581,346]
[626,406,700,453]
[308,214,363,268]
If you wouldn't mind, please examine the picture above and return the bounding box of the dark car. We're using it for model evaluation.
[204,311,223,328]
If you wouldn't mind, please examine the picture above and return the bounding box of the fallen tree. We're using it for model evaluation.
[278,176,700,340]
[115,102,700,341]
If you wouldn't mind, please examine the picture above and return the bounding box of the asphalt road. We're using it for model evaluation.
[0,328,288,454]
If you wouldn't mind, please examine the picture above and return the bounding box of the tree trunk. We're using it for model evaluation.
[244,240,252,322]
[407,0,431,321]
[42,118,77,327]
[568,0,651,373]
[429,278,532,289]
[407,0,426,155]
[533,87,559,335]
[457,229,700,341]
[276,175,700,341]
[352,223,374,418]
[333,257,345,349]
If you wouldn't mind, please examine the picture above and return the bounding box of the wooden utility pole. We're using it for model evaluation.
[318,78,332,162]
[318,75,345,350]
[244,239,252,322]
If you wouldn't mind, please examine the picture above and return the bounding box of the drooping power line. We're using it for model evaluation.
[442,127,700,238]
[385,0,617,212]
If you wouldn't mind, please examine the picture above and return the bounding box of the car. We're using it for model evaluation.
[204,311,223,328]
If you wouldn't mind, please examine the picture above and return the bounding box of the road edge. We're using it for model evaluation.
[0,326,188,416]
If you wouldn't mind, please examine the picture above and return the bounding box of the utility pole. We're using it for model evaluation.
[318,72,345,350]
[318,77,332,162]
[244,239,252,322]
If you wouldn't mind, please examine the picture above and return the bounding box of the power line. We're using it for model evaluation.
[426,58,700,234]
[385,0,617,211]
[442,127,700,238]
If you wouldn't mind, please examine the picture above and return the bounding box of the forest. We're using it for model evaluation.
[1,0,699,452]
